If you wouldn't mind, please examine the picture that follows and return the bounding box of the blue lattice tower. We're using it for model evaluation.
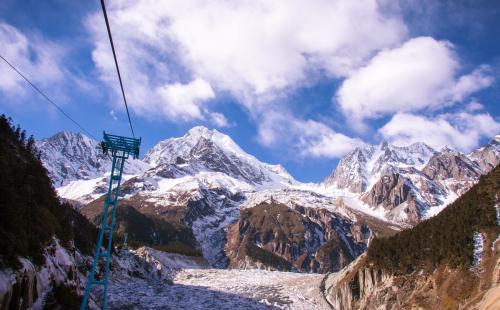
[80,132,140,310]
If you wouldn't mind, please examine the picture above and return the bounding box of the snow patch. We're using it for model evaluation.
[471,232,484,269]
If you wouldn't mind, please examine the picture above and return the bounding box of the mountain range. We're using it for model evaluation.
[35,126,499,272]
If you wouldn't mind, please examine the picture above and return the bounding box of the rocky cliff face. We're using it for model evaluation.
[0,240,89,310]
[324,236,500,310]
[323,255,393,310]
[361,173,422,224]
[224,202,370,273]
[469,135,500,172]
[422,148,482,196]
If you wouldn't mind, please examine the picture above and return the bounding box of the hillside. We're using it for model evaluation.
[0,115,98,309]
[225,201,369,272]
[324,164,500,309]
[0,115,96,268]
[367,164,499,273]
[82,201,201,257]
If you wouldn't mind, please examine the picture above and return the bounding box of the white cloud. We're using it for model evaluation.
[464,101,484,112]
[87,0,406,118]
[0,21,65,97]
[296,120,366,158]
[163,0,406,99]
[157,78,214,120]
[258,111,364,158]
[209,112,230,128]
[336,37,494,124]
[379,112,500,151]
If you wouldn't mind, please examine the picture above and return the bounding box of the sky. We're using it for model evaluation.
[0,0,499,182]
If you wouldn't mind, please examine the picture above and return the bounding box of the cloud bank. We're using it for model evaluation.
[336,37,493,125]
[379,111,500,151]
[0,21,65,97]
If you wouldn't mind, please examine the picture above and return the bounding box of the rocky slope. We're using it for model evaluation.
[224,201,370,273]
[324,233,499,310]
[470,135,500,172]
[0,239,91,310]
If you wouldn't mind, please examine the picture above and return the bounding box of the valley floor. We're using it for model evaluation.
[107,267,330,309]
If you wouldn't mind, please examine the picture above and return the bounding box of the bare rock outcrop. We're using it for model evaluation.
[224,202,370,273]
[323,234,500,310]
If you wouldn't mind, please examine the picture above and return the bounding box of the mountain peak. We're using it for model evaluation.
[186,125,217,139]
[182,126,247,157]
[143,127,294,185]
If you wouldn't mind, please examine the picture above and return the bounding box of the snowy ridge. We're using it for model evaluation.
[36,131,149,187]
[325,141,436,192]
[323,137,498,224]
[45,128,499,227]
[143,126,295,187]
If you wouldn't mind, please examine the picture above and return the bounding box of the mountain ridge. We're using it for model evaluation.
[35,127,499,271]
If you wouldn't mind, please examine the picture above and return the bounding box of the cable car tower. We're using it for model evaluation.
[80,132,140,310]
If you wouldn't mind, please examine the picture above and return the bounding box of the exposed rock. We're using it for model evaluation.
[360,173,424,224]
[423,148,482,195]
[469,135,500,173]
[0,240,89,310]
[224,202,370,273]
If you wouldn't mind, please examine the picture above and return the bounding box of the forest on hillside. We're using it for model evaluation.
[0,114,97,268]
[367,164,499,274]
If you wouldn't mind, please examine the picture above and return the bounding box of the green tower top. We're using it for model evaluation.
[101,131,141,159]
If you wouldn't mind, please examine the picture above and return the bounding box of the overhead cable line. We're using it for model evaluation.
[100,0,135,138]
[0,54,98,140]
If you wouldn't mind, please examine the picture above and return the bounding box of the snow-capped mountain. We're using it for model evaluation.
[35,127,499,271]
[324,142,436,193]
[36,131,148,187]
[143,126,295,186]
[324,137,498,224]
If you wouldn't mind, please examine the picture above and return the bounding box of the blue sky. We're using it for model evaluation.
[1,0,499,182]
